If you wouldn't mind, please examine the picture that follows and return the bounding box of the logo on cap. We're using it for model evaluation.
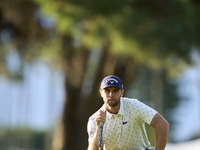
[106,78,118,84]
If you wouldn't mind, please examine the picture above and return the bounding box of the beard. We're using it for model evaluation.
[107,98,120,107]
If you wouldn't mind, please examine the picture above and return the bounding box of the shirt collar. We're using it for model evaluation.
[118,98,124,116]
[102,97,124,119]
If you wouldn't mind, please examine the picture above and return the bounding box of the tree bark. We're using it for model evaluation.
[150,68,163,114]
[114,56,139,95]
[61,34,90,150]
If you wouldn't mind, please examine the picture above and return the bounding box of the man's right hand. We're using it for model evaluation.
[95,110,106,126]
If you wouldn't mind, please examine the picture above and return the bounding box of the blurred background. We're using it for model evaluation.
[0,0,200,150]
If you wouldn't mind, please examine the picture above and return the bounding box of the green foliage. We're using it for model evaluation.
[33,0,200,75]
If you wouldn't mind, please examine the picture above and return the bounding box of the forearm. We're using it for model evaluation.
[88,127,103,150]
[154,121,169,150]
[150,113,169,150]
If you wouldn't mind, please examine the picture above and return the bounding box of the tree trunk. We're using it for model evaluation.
[150,68,163,114]
[61,34,90,150]
[114,56,139,95]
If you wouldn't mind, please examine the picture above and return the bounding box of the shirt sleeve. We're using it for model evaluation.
[135,99,157,125]
[87,115,97,144]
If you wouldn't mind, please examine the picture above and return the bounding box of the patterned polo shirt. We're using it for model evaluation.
[87,97,157,150]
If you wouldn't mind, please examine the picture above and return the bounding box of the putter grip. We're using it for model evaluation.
[98,122,104,148]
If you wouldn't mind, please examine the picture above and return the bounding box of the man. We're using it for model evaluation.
[87,75,169,150]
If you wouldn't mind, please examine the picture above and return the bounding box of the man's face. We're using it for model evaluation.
[100,86,124,108]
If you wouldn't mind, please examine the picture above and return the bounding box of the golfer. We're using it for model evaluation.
[87,75,169,150]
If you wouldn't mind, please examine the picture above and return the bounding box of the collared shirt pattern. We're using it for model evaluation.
[87,97,157,150]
